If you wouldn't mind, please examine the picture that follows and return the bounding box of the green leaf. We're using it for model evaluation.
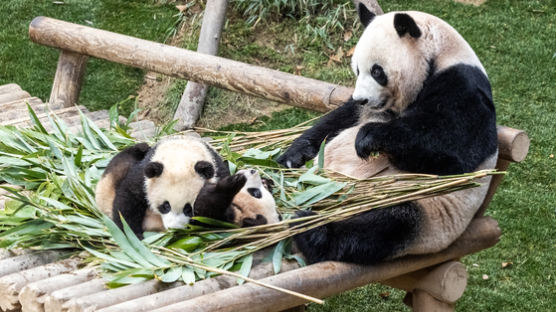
[293,181,347,206]
[237,254,253,285]
[102,215,153,268]
[242,148,281,160]
[26,103,47,134]
[272,240,286,274]
[119,216,170,267]
[108,104,119,128]
[181,267,196,285]
[160,267,183,283]
[317,138,326,170]
[298,166,330,185]
[168,236,203,252]
[74,145,84,167]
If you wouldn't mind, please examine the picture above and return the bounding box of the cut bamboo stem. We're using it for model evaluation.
[44,279,106,312]
[0,251,61,278]
[98,259,299,312]
[19,268,97,312]
[0,258,79,311]
[67,279,180,312]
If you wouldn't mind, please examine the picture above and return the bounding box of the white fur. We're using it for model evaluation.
[145,137,217,230]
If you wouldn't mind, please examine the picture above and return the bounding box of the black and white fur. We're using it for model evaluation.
[195,169,279,227]
[277,5,498,264]
[95,136,228,238]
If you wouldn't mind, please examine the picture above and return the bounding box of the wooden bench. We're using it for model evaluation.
[2,16,529,312]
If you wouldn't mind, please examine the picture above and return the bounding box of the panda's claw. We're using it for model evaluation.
[277,139,318,168]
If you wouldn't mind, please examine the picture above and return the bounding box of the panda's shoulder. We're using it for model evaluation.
[431,64,490,94]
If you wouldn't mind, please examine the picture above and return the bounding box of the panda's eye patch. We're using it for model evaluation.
[158,201,171,214]
[183,203,193,217]
[371,64,388,86]
[247,188,262,199]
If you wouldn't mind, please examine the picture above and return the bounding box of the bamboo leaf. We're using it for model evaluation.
[181,267,196,285]
[120,216,170,267]
[237,254,253,285]
[293,181,347,206]
[192,217,239,229]
[26,103,47,134]
[317,139,326,170]
[102,215,153,268]
[160,266,183,283]
[272,240,286,274]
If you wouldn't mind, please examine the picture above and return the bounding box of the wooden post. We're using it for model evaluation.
[412,290,455,312]
[49,50,88,107]
[174,0,228,130]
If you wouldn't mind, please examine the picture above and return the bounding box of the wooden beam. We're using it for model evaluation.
[49,50,88,107]
[147,217,500,312]
[174,0,229,130]
[30,17,352,113]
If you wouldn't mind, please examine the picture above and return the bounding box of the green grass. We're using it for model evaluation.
[0,0,176,112]
[1,0,555,310]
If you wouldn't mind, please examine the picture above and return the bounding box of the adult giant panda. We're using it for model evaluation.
[277,5,498,264]
[95,136,229,238]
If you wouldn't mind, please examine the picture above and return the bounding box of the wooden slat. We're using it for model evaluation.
[0,83,22,95]
[0,90,31,105]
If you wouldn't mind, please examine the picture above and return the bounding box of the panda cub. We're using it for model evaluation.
[95,136,229,238]
[277,5,498,264]
[195,169,280,227]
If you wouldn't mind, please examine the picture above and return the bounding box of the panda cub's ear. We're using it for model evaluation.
[145,162,164,178]
[194,161,215,179]
[394,13,421,38]
[357,3,376,27]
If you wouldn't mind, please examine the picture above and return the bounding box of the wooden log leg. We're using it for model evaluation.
[49,50,88,107]
[384,261,467,311]
[174,0,228,130]
[412,289,454,312]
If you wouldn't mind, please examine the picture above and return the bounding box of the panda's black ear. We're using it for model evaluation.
[195,161,215,179]
[357,3,375,27]
[394,13,421,38]
[145,162,163,178]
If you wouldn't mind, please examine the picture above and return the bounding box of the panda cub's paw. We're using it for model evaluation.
[291,210,331,263]
[355,123,382,159]
[277,139,318,168]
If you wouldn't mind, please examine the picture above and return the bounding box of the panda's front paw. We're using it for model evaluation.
[355,124,381,159]
[277,139,318,168]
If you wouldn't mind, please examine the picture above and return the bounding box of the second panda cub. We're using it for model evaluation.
[195,169,279,227]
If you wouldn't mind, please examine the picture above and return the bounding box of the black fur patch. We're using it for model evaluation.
[194,174,247,222]
[277,98,361,168]
[158,201,171,214]
[194,161,215,179]
[355,64,497,175]
[358,3,376,27]
[293,202,421,264]
[183,203,193,217]
[247,188,262,199]
[144,162,163,178]
[204,142,231,178]
[394,13,421,38]
[242,214,267,227]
